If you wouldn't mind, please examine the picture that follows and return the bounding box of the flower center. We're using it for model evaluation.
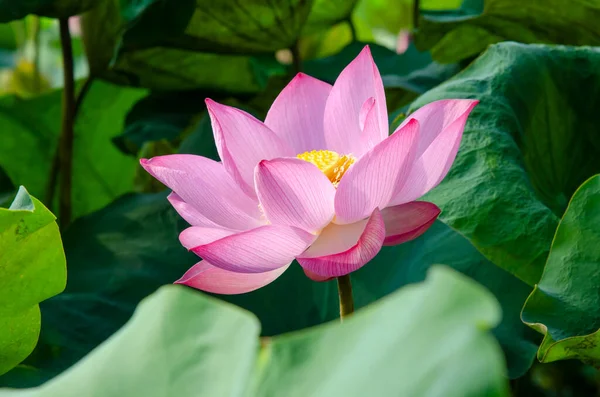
[297,150,355,186]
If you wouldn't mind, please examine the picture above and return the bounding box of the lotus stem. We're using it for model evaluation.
[56,18,76,228]
[337,274,354,321]
[413,0,420,29]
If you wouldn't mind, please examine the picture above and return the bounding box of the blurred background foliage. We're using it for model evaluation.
[1,0,600,395]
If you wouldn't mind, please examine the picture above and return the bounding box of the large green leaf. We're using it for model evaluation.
[0,80,146,220]
[522,175,600,364]
[255,266,508,396]
[0,187,65,376]
[0,0,97,22]
[408,42,600,285]
[0,267,509,396]
[414,0,600,63]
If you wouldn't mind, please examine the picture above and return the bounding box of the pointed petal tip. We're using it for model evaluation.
[204,98,226,113]
[462,98,480,112]
[294,72,308,79]
[139,157,155,168]
[403,117,419,129]
[174,261,289,294]
[355,45,374,64]
[139,157,156,175]
[139,155,170,168]
[324,41,386,155]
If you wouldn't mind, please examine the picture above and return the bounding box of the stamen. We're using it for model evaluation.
[297,150,355,186]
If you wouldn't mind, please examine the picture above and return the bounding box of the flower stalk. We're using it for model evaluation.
[57,18,76,228]
[337,274,354,321]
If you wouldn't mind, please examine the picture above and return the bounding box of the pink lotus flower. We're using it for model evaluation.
[141,46,478,294]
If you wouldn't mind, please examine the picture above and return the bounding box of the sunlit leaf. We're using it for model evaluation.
[522,175,600,364]
[0,187,65,375]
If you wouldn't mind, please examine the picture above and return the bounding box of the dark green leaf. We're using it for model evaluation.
[120,0,314,54]
[81,1,282,92]
[177,113,221,160]
[0,187,65,375]
[114,91,207,156]
[409,42,600,285]
[522,175,600,364]
[0,268,509,396]
[415,0,600,63]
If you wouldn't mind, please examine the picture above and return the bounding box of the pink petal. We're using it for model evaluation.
[359,97,375,131]
[206,99,294,196]
[255,158,335,232]
[334,119,420,224]
[382,201,440,246]
[297,208,385,277]
[324,46,388,156]
[191,225,316,273]
[264,73,332,153]
[303,268,333,282]
[390,100,479,204]
[396,30,411,54]
[398,99,479,158]
[179,226,237,250]
[359,97,384,150]
[176,260,289,294]
[168,193,219,228]
[140,155,262,230]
